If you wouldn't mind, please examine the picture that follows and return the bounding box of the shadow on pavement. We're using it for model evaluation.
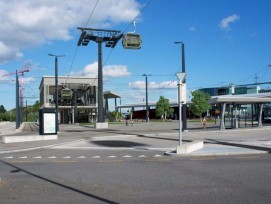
[0,159,118,204]
[91,140,147,147]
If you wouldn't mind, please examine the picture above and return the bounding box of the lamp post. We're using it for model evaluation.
[175,41,187,131]
[48,54,65,133]
[176,72,186,146]
[16,70,20,129]
[143,74,151,122]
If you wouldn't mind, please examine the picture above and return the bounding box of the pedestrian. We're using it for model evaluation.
[125,117,129,126]
[202,117,207,130]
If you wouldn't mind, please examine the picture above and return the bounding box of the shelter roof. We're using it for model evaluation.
[103,91,121,99]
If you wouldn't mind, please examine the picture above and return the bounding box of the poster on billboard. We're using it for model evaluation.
[43,113,56,134]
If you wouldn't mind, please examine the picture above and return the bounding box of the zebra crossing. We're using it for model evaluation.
[1,154,164,161]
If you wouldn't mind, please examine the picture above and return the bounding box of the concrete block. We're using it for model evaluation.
[2,135,58,143]
[176,141,204,154]
[95,122,108,129]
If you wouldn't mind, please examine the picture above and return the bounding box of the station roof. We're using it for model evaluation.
[103,91,121,99]
[209,96,271,104]
[117,93,271,109]
[209,93,271,104]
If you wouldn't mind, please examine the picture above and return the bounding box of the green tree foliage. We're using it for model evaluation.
[155,96,174,120]
[0,101,40,122]
[32,100,40,112]
[190,91,211,117]
[0,105,7,113]
[111,111,123,121]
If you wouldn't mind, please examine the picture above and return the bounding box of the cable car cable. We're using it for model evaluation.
[64,0,100,86]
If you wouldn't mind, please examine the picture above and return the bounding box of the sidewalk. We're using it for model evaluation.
[0,121,271,156]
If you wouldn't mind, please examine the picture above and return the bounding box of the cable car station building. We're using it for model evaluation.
[39,76,98,124]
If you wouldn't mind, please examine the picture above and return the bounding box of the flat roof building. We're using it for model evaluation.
[39,76,98,124]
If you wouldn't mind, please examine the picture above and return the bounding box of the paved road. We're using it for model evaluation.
[0,152,270,204]
[1,121,271,203]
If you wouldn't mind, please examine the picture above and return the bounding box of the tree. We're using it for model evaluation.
[111,111,122,121]
[0,105,7,113]
[155,96,174,120]
[32,100,40,112]
[190,91,211,118]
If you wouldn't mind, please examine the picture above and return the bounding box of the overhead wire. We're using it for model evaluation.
[63,0,153,91]
[64,0,100,85]
[102,0,153,67]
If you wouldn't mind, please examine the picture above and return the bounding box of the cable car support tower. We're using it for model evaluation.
[77,27,123,127]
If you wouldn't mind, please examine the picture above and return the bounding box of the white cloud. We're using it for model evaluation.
[22,76,36,83]
[70,61,131,78]
[219,14,240,31]
[104,65,131,77]
[129,80,177,89]
[0,0,141,63]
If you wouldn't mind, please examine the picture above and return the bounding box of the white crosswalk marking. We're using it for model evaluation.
[123,155,132,158]
[4,156,13,159]
[108,155,116,158]
[92,156,101,159]
[2,154,166,161]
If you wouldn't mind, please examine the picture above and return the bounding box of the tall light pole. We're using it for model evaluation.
[48,54,65,133]
[143,74,151,122]
[16,70,20,129]
[175,41,187,131]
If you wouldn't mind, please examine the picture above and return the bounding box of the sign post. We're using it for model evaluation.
[176,72,186,146]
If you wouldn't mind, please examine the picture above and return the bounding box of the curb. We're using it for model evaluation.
[164,150,269,157]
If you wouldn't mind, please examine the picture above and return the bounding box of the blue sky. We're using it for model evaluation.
[0,0,271,111]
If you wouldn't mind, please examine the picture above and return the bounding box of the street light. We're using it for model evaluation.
[48,53,65,133]
[143,74,151,122]
[174,41,187,131]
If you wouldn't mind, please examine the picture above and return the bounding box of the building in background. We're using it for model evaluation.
[39,76,98,124]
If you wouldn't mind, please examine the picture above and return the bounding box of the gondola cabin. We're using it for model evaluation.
[61,88,73,100]
[122,33,142,49]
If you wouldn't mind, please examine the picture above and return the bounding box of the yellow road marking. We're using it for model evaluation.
[53,161,78,163]
[144,159,171,162]
[235,156,259,159]
[190,157,215,161]
[99,160,124,163]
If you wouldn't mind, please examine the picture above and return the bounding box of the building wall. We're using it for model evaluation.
[199,86,259,97]
[39,76,98,123]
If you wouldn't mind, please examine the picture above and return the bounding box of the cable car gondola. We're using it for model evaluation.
[122,33,142,49]
[61,88,73,100]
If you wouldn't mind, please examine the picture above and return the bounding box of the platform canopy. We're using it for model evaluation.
[103,91,121,99]
[209,96,271,104]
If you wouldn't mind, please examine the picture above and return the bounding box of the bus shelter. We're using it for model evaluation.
[209,96,271,130]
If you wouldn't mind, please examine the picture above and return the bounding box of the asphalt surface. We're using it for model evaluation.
[0,120,271,156]
[1,121,271,204]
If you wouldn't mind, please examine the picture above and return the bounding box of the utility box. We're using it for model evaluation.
[39,108,57,135]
